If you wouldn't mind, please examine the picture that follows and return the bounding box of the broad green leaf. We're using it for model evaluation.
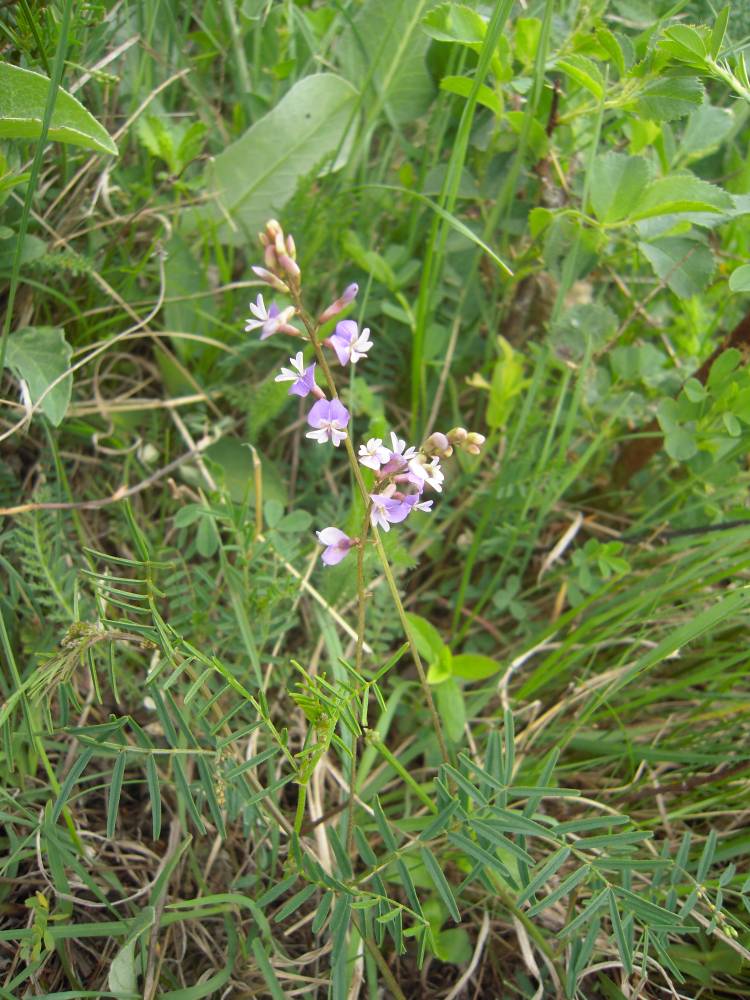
[405,611,447,663]
[436,678,466,742]
[0,64,117,156]
[679,104,733,160]
[729,264,750,292]
[660,25,709,66]
[0,231,46,271]
[630,175,733,221]
[664,427,698,462]
[191,74,358,245]
[4,326,72,426]
[338,0,434,125]
[557,55,605,100]
[421,3,487,45]
[590,152,651,223]
[630,76,704,121]
[639,237,714,298]
[516,18,542,67]
[451,653,502,681]
[707,349,741,391]
[108,938,137,995]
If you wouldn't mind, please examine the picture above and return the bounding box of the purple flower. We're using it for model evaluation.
[327,320,373,365]
[274,352,318,397]
[244,294,296,340]
[316,527,355,566]
[319,283,359,324]
[358,437,391,471]
[306,398,350,447]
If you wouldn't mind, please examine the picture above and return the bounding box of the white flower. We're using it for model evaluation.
[358,437,391,471]
[408,455,444,493]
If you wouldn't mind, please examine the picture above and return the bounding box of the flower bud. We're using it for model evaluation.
[286,234,296,260]
[447,426,468,445]
[421,432,452,458]
[264,243,278,270]
[465,432,486,456]
[265,219,283,241]
[251,265,289,293]
[318,283,359,323]
[279,253,300,280]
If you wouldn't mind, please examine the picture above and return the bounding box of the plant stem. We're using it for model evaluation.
[292,295,450,764]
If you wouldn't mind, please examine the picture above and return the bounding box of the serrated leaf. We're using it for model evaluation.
[0,64,118,155]
[590,152,651,224]
[680,104,733,160]
[639,237,714,298]
[557,55,605,99]
[191,74,358,245]
[631,76,704,121]
[631,175,732,221]
[4,326,72,426]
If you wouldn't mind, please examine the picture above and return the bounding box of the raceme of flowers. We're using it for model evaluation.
[247,219,485,566]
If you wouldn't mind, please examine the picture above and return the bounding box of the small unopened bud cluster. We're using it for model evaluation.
[254,219,301,293]
[245,219,486,567]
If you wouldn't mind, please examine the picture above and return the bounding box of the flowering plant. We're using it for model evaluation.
[247,219,485,762]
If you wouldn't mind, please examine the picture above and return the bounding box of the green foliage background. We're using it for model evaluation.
[2,0,750,996]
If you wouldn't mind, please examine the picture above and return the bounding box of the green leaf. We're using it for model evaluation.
[4,326,72,426]
[679,104,733,160]
[106,753,127,839]
[630,76,704,121]
[487,336,528,429]
[405,612,447,663]
[661,25,709,66]
[451,653,502,681]
[440,75,502,115]
[420,847,460,922]
[590,152,651,223]
[108,938,137,995]
[709,6,730,59]
[631,175,733,221]
[0,64,117,156]
[435,678,466,742]
[729,264,750,292]
[639,237,714,298]
[557,55,605,99]
[664,427,698,462]
[707,349,741,391]
[191,74,358,245]
[422,4,487,45]
[339,0,435,124]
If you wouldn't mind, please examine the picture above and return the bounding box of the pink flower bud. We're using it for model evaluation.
[279,253,301,280]
[264,243,278,270]
[286,234,297,260]
[251,265,289,292]
[318,283,359,323]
